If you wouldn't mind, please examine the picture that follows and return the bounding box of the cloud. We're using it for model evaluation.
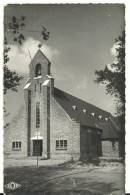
[110,42,120,57]
[76,76,88,91]
[7,37,60,74]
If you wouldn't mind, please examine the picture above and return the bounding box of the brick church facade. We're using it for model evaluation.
[4,50,120,160]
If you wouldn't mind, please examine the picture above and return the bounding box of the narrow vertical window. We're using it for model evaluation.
[12,142,15,149]
[36,102,40,128]
[16,142,19,148]
[64,140,67,149]
[60,140,63,148]
[56,140,59,148]
[19,142,21,148]
[35,84,36,92]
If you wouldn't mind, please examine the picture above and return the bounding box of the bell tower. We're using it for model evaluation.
[24,49,54,158]
[29,49,51,79]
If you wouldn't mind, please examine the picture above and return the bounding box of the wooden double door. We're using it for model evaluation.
[80,127,102,160]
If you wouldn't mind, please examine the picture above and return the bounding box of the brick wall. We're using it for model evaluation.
[50,96,80,160]
[4,105,27,157]
[102,140,119,158]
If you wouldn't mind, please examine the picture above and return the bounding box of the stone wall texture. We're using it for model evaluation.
[50,96,80,160]
[4,105,27,157]
[102,140,119,157]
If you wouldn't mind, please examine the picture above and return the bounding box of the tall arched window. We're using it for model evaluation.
[36,102,40,128]
[35,63,41,77]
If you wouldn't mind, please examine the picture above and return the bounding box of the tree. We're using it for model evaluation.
[4,16,26,94]
[95,31,125,158]
[4,16,50,127]
[4,16,50,94]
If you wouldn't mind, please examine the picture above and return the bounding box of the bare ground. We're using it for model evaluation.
[4,160,125,195]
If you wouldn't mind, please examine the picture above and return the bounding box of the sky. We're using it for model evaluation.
[4,4,125,122]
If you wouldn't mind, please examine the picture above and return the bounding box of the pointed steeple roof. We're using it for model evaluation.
[32,49,51,65]
[28,49,51,78]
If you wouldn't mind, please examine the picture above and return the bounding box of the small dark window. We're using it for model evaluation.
[35,64,41,77]
[12,142,15,148]
[56,140,67,150]
[112,140,116,150]
[16,142,18,148]
[19,142,21,148]
[56,140,59,148]
[64,140,67,148]
[60,140,63,147]
[12,142,21,151]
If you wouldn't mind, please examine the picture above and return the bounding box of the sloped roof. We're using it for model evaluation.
[53,87,120,139]
[34,49,51,64]
[96,121,120,139]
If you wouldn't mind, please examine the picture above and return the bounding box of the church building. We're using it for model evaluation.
[4,50,120,160]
